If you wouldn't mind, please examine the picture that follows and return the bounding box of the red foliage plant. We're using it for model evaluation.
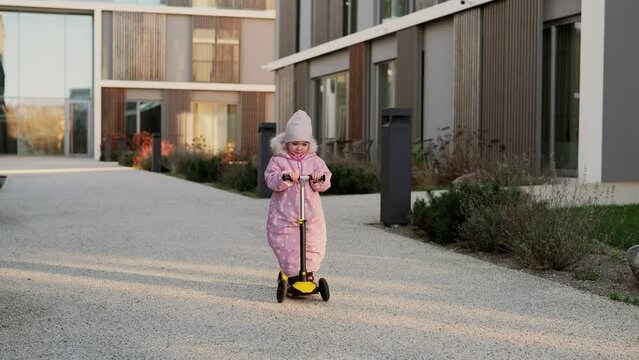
[131,132,175,168]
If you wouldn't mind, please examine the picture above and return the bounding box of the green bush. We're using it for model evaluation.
[325,161,379,195]
[219,161,257,193]
[167,149,222,182]
[590,204,639,250]
[412,184,493,244]
[120,150,136,167]
[459,186,530,252]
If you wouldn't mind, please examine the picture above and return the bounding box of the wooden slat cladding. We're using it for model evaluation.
[481,0,540,161]
[415,0,439,11]
[101,88,125,138]
[277,65,295,129]
[278,0,296,57]
[396,26,421,141]
[328,0,344,41]
[312,0,329,46]
[113,12,166,81]
[167,0,191,6]
[240,91,266,156]
[349,42,366,142]
[294,61,309,112]
[165,89,192,146]
[453,8,481,151]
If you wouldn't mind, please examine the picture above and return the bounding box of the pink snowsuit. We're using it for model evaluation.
[265,144,331,277]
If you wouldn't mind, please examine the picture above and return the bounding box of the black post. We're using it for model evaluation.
[152,133,161,172]
[118,136,126,164]
[380,108,412,226]
[103,137,111,162]
[257,122,277,198]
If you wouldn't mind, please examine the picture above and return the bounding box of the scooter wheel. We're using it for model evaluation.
[318,278,330,302]
[276,279,287,303]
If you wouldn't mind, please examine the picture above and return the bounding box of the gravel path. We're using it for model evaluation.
[1,157,638,359]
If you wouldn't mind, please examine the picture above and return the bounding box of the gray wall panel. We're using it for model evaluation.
[166,15,191,83]
[601,0,639,181]
[299,0,313,51]
[328,0,344,41]
[544,0,581,22]
[241,18,275,84]
[101,11,113,80]
[371,35,397,64]
[357,0,376,31]
[423,17,454,144]
[309,49,349,78]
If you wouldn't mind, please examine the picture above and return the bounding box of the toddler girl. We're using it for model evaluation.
[265,110,331,283]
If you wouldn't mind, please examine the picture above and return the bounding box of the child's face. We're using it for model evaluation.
[287,141,310,156]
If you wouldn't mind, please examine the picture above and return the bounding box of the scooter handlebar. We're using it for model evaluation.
[282,174,326,182]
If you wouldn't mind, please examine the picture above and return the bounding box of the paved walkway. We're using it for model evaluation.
[0,157,638,359]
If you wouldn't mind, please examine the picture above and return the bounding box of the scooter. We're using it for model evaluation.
[276,173,330,303]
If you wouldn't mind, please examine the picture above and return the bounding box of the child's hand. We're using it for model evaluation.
[288,171,300,182]
[311,171,323,182]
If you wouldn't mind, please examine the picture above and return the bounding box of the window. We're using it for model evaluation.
[542,18,581,175]
[379,0,412,24]
[192,17,240,83]
[190,0,275,10]
[186,102,238,154]
[315,72,349,158]
[370,60,396,161]
[343,0,357,36]
[125,101,162,139]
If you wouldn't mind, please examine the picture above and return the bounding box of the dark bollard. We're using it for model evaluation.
[380,108,412,226]
[118,136,126,165]
[257,122,277,198]
[152,133,161,172]
[103,137,112,162]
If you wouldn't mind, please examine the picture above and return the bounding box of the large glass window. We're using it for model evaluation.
[343,0,357,36]
[379,0,412,23]
[542,19,581,175]
[0,12,93,156]
[187,102,237,154]
[315,72,349,158]
[125,101,162,139]
[192,17,240,83]
[369,60,396,161]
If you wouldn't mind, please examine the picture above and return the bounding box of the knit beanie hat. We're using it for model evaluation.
[284,110,313,143]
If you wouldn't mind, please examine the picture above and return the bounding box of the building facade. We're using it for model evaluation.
[268,0,639,183]
[0,0,276,159]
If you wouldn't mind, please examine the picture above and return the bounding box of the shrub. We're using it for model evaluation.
[219,161,257,193]
[167,148,222,182]
[458,186,530,252]
[325,159,379,195]
[120,150,136,167]
[412,184,491,244]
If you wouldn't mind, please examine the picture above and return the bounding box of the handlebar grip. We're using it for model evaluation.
[282,174,326,182]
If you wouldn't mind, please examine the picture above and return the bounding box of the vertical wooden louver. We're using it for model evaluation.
[240,92,266,156]
[112,12,166,81]
[453,7,482,151]
[396,26,422,142]
[277,65,295,129]
[481,0,540,160]
[294,62,309,112]
[278,0,297,57]
[312,0,329,46]
[101,88,126,138]
[349,42,366,142]
[328,0,344,41]
[165,90,192,146]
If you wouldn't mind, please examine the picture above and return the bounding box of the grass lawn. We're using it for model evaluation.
[592,204,639,250]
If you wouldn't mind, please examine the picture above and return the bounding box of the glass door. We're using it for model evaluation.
[65,100,91,156]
